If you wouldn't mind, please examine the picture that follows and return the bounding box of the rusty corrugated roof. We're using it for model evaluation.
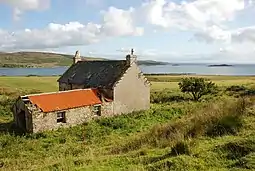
[28,89,102,113]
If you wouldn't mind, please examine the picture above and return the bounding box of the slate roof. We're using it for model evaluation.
[28,89,101,112]
[57,60,130,88]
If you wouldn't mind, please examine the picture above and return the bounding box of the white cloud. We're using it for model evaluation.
[139,0,246,31]
[100,7,144,37]
[231,26,255,43]
[194,25,231,43]
[0,22,102,49]
[0,5,144,50]
[137,0,255,47]
[0,0,50,20]
[0,0,255,52]
[194,25,255,44]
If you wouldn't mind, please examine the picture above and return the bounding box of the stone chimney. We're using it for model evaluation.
[73,50,82,64]
[126,48,137,66]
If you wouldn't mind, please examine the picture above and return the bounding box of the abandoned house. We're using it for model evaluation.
[12,49,150,133]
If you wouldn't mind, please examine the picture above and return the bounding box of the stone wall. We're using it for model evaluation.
[113,64,150,115]
[31,102,113,133]
[32,106,91,133]
[12,98,33,132]
[101,102,113,117]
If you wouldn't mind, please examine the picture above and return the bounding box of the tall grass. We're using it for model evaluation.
[113,97,252,154]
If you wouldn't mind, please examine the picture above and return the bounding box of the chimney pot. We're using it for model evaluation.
[73,50,82,64]
[126,48,137,66]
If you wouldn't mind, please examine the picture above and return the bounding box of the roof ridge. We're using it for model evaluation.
[22,88,97,97]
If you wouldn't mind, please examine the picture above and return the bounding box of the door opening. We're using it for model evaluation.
[17,111,26,131]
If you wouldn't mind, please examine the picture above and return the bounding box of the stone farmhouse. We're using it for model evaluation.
[12,50,150,133]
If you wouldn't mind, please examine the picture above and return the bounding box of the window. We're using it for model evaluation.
[57,111,66,123]
[93,105,101,116]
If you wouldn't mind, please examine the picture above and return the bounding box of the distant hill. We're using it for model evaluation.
[0,52,105,68]
[0,52,169,68]
[137,60,169,66]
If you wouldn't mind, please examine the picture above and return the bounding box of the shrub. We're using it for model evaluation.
[226,85,246,92]
[150,91,187,103]
[178,77,217,101]
[242,89,255,97]
[206,97,248,137]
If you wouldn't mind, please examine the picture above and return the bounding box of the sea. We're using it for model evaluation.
[1,64,255,76]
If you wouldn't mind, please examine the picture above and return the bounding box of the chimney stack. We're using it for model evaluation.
[73,50,82,64]
[126,48,137,66]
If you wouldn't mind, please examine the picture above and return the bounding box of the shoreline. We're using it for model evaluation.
[1,74,255,77]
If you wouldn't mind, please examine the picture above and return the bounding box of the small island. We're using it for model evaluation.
[172,64,180,66]
[208,64,233,67]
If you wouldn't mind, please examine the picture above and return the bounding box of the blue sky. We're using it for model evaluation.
[0,0,255,63]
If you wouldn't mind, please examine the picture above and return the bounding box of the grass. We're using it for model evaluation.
[1,75,254,93]
[0,76,58,92]
[0,75,255,170]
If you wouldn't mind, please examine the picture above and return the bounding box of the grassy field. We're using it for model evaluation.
[1,75,255,92]
[0,75,255,170]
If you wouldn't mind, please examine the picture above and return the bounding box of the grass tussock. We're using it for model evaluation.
[113,97,252,154]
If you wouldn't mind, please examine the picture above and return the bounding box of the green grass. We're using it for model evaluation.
[1,75,254,93]
[0,76,58,92]
[0,75,255,170]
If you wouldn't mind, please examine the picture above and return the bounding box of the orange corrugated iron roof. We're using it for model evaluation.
[28,89,102,113]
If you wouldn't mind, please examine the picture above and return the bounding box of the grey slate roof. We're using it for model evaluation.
[57,60,130,88]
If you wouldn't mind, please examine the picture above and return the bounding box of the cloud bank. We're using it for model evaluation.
[0,0,254,54]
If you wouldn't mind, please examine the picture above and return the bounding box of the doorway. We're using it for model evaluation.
[17,111,26,131]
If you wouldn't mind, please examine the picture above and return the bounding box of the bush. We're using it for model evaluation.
[206,115,243,137]
[178,77,217,101]
[150,91,187,103]
[226,85,246,92]
[0,98,16,117]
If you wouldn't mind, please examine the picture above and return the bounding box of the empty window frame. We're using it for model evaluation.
[93,105,101,116]
[57,111,66,123]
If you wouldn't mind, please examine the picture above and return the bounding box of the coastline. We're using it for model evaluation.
[1,74,255,77]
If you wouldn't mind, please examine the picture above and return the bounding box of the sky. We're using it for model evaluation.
[0,0,255,63]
